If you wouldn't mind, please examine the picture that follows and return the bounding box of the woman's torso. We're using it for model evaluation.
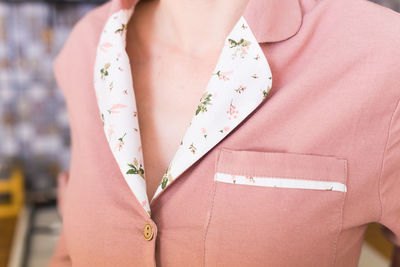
[48,0,400,266]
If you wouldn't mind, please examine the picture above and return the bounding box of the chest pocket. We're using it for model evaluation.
[204,147,348,267]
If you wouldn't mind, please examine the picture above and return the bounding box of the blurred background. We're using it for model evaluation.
[0,0,399,266]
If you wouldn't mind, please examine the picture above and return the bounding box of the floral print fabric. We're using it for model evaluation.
[214,172,348,192]
[93,7,273,217]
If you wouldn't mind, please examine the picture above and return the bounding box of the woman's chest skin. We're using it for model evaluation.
[126,42,220,201]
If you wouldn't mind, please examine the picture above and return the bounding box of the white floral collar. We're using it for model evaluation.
[93,1,273,217]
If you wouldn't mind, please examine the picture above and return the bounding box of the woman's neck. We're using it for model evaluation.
[129,0,250,57]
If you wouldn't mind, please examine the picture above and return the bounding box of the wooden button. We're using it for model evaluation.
[143,222,154,241]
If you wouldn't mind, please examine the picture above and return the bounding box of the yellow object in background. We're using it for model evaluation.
[0,165,25,218]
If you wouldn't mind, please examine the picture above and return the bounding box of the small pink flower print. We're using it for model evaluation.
[138,146,142,152]
[201,128,207,139]
[109,81,114,91]
[123,89,128,95]
[141,200,147,207]
[241,23,248,30]
[118,67,124,72]
[195,92,212,115]
[126,157,145,179]
[107,125,114,139]
[100,42,113,53]
[239,46,248,56]
[108,103,127,114]
[214,70,233,81]
[219,126,230,133]
[251,74,259,79]
[114,133,127,151]
[235,85,246,94]
[161,166,173,189]
[189,143,197,154]
[245,176,255,183]
[254,54,260,60]
[231,175,237,184]
[226,101,239,120]
[228,38,251,58]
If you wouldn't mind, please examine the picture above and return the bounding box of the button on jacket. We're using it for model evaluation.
[49,0,400,266]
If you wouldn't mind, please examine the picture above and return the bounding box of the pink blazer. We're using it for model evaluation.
[49,0,400,266]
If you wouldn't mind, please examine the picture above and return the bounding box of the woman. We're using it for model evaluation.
[49,0,400,266]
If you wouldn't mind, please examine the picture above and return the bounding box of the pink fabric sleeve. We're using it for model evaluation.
[47,19,77,267]
[47,172,71,267]
[378,96,400,247]
[48,164,71,266]
[56,172,69,218]
[47,228,72,267]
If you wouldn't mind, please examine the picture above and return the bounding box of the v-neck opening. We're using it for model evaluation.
[123,6,244,205]
[93,0,273,218]
[123,1,268,204]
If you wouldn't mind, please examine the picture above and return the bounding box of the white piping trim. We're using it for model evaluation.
[214,172,347,192]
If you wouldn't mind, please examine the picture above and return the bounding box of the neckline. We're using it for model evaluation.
[93,2,273,218]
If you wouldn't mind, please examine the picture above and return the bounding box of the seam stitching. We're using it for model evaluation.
[331,159,348,267]
[378,95,400,223]
[202,149,221,266]
[203,182,217,267]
